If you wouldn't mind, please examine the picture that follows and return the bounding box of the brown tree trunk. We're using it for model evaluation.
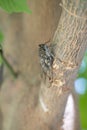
[0,0,87,130]
[38,0,87,129]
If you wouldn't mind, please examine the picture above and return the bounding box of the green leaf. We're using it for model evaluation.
[0,0,31,13]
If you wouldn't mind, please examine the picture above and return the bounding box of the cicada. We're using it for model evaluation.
[39,43,55,81]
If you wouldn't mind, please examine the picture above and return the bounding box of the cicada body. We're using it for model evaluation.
[39,43,55,81]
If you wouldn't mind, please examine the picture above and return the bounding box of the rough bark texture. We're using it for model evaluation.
[39,0,87,130]
[0,0,87,130]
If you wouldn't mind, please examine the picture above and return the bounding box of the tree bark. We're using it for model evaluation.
[39,0,87,130]
[0,0,87,130]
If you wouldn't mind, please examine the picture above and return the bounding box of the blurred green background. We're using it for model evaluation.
[75,51,87,130]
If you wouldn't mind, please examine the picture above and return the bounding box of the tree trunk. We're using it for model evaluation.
[0,0,87,130]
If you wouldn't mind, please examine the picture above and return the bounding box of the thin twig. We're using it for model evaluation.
[0,48,18,78]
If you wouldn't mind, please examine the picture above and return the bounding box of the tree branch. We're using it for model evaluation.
[39,0,87,129]
[52,0,87,94]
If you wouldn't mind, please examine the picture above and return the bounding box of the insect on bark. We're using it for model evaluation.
[38,41,55,82]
